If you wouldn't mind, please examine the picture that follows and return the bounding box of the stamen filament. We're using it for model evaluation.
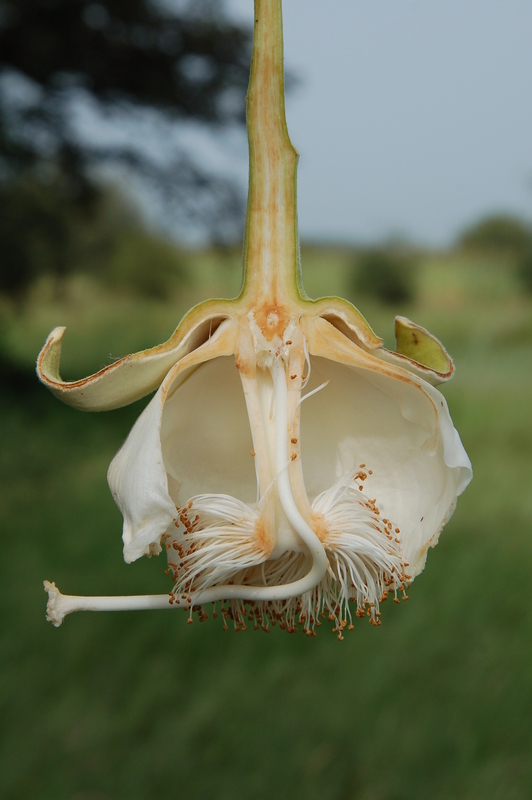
[302,336,311,389]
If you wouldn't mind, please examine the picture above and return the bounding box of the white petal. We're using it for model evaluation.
[107,319,239,562]
[161,356,255,505]
[107,388,176,563]
[300,357,472,577]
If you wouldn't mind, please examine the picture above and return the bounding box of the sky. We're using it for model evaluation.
[226,0,532,247]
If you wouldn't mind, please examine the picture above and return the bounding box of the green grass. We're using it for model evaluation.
[1,247,532,800]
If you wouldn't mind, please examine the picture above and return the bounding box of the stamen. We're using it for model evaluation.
[300,380,330,406]
[169,493,265,594]
[311,469,408,628]
[302,336,311,389]
[292,380,330,427]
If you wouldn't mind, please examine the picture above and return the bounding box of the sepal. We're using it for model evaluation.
[36,302,235,411]
[375,316,454,385]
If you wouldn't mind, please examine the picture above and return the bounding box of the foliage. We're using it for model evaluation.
[351,246,416,305]
[0,0,251,175]
[517,244,532,293]
[458,213,532,254]
[457,213,532,293]
[104,228,185,299]
[0,175,185,298]
[0,172,102,297]
[0,0,252,298]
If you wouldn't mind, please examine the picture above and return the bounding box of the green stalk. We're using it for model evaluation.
[240,0,303,307]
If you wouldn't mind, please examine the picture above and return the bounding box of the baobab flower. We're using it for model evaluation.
[38,0,471,637]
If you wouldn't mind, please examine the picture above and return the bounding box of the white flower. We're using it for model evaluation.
[38,0,471,634]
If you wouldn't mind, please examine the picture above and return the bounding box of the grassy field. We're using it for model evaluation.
[1,246,532,800]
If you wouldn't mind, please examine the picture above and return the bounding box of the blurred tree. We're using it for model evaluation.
[351,247,416,305]
[457,214,532,254]
[517,244,532,293]
[0,173,186,299]
[457,213,532,293]
[103,225,186,299]
[0,0,252,296]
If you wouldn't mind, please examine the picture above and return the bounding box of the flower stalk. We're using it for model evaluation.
[241,0,301,306]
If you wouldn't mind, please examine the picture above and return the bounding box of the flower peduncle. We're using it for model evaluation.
[240,0,303,310]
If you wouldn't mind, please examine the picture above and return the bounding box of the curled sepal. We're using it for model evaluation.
[375,316,454,385]
[36,303,236,411]
[306,296,384,350]
[301,298,452,385]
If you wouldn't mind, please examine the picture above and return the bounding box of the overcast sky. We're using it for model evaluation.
[226,0,532,246]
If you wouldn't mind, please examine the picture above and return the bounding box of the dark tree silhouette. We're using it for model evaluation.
[0,0,252,294]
